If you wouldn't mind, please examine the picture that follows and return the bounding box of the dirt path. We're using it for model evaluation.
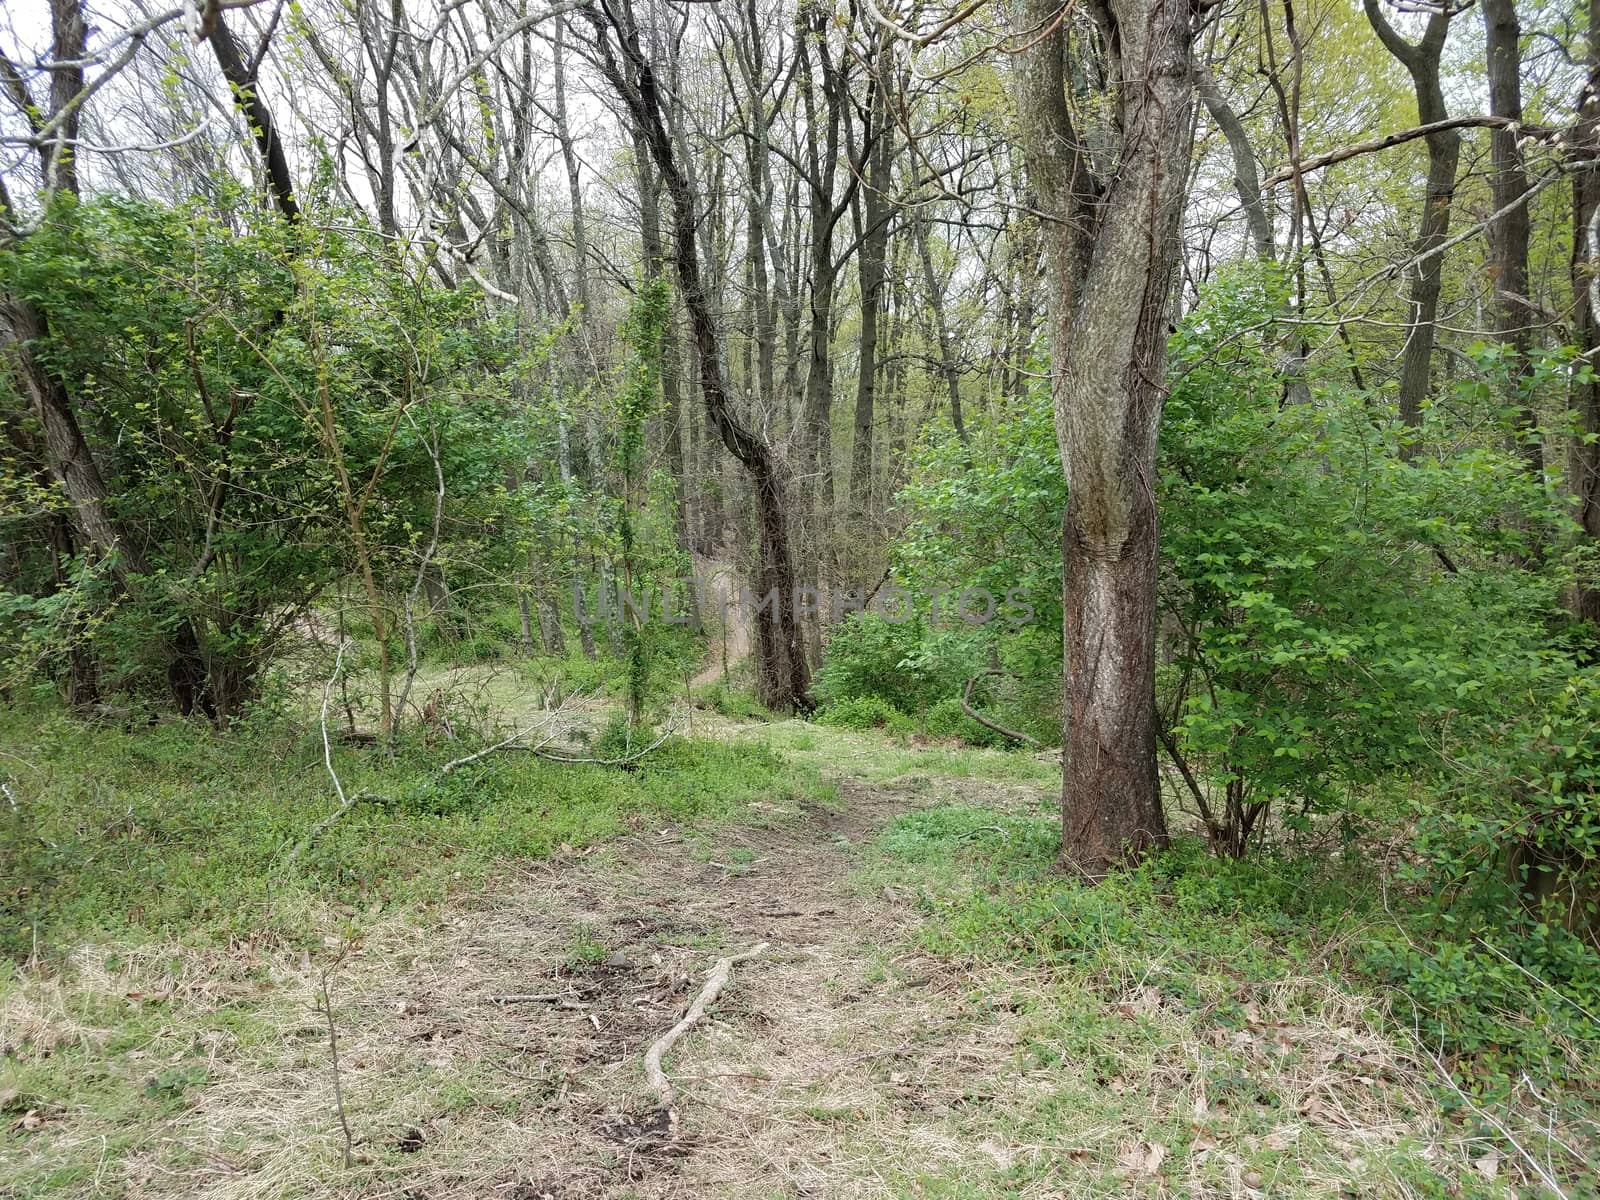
[689,556,751,690]
[347,772,1029,1200]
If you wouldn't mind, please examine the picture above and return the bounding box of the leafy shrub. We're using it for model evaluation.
[817,695,913,732]
[919,696,1000,745]
[814,613,986,713]
[1366,925,1600,1073]
[698,682,769,721]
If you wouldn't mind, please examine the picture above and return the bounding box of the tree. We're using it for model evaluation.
[582,0,812,713]
[1012,0,1196,873]
[1363,0,1458,452]
[1575,0,1600,626]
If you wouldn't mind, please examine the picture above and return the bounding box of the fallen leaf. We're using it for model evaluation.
[1473,1150,1500,1181]
[1119,1141,1168,1175]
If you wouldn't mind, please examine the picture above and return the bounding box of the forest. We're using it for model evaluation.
[2,0,1599,1194]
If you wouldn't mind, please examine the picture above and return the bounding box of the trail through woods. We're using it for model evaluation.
[52,750,1041,1198]
[381,771,1030,1198]
[690,555,752,689]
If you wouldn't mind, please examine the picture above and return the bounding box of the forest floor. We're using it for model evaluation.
[2,701,1520,1200]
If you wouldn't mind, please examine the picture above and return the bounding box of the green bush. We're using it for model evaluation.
[698,681,769,721]
[815,613,987,712]
[817,695,914,733]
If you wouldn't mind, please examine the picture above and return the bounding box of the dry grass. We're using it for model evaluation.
[1,717,1569,1199]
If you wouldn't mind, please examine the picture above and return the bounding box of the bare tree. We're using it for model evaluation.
[1363,0,1458,453]
[582,0,812,712]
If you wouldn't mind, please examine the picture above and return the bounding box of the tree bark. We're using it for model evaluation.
[207,16,301,223]
[1363,0,1456,453]
[1482,0,1544,486]
[1573,0,1600,627]
[1015,0,1192,873]
[915,215,967,444]
[850,73,893,516]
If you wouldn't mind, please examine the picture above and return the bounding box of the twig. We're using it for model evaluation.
[280,641,377,869]
[318,948,354,1170]
[392,406,446,744]
[644,941,769,1130]
[1419,1042,1571,1199]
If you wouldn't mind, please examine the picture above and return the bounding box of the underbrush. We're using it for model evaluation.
[815,692,1051,750]
[0,702,808,959]
[871,804,1599,1198]
[813,613,1060,748]
[694,679,771,722]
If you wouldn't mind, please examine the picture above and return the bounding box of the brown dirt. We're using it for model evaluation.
[348,774,1031,1200]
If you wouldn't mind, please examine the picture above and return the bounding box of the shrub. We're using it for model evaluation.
[814,613,986,713]
[817,695,913,733]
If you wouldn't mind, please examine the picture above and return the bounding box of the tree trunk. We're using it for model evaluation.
[1483,0,1544,485]
[1015,0,1192,873]
[1197,65,1274,262]
[586,2,811,712]
[1572,0,1600,626]
[634,125,700,627]
[850,80,893,516]
[1363,0,1457,453]
[207,16,301,223]
[916,215,968,444]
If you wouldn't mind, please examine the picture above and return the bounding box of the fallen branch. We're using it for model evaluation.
[961,672,1041,747]
[533,720,678,766]
[644,941,769,1129]
[318,944,354,1170]
[437,692,589,774]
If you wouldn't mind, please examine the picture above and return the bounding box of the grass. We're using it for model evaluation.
[0,698,812,958]
[6,680,1594,1199]
[0,679,819,1200]
[858,802,1598,1198]
[752,719,1060,787]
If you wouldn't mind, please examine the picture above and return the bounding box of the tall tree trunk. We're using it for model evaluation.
[1363,0,1457,453]
[586,2,811,712]
[850,79,893,517]
[1483,0,1544,485]
[207,16,301,223]
[915,215,968,444]
[1015,0,1193,873]
[634,125,700,626]
[1197,65,1274,263]
[1573,0,1600,627]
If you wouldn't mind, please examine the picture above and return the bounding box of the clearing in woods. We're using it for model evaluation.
[2,702,1483,1199]
[0,599,1488,1200]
